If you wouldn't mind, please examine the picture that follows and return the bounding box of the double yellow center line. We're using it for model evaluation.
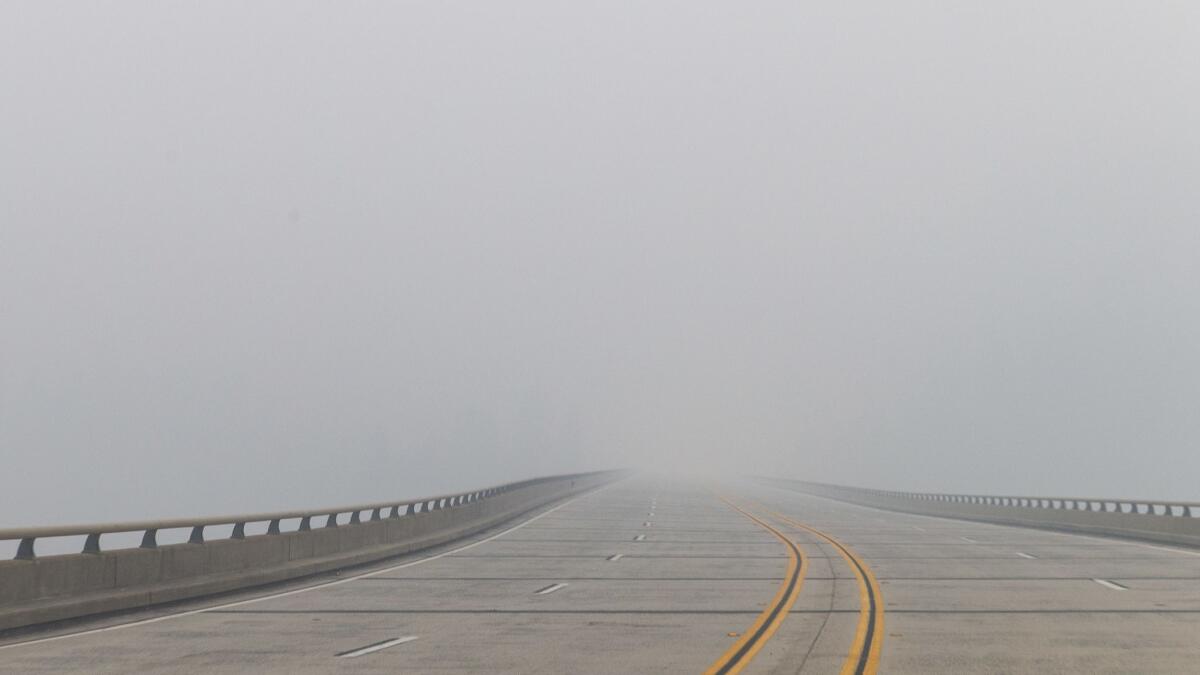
[704,497,807,675]
[705,496,884,675]
[768,508,885,675]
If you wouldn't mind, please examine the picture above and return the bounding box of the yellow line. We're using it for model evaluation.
[704,496,808,675]
[762,507,884,675]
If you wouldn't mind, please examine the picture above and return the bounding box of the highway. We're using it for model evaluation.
[3,477,1200,673]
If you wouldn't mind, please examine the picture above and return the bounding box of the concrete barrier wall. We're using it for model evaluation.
[0,470,624,633]
[758,478,1200,549]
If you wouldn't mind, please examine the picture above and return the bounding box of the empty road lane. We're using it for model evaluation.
[2,477,1199,673]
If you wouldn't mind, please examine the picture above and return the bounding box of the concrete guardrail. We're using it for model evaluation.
[758,477,1200,549]
[0,469,626,633]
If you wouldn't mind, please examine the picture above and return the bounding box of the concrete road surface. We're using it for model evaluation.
[2,477,1199,673]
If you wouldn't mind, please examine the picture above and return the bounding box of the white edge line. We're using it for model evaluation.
[607,554,623,561]
[1015,552,1036,559]
[763,485,1200,558]
[1113,540,1200,558]
[337,635,419,658]
[535,583,568,595]
[1092,578,1127,591]
[0,484,613,652]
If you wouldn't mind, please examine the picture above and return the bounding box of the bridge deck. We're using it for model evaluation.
[3,478,1199,673]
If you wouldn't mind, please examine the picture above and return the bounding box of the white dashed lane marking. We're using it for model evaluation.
[337,636,419,658]
[535,583,568,595]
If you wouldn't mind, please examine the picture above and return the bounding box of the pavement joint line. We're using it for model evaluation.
[447,553,797,559]
[854,608,1200,614]
[0,481,618,653]
[514,527,758,533]
[495,539,781,544]
[205,608,1200,616]
[360,576,792,581]
[804,555,1182,560]
[534,583,568,595]
[1092,578,1129,591]
[335,635,418,658]
[216,609,779,615]
[828,542,1143,547]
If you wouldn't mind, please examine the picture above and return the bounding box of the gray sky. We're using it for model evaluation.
[3,2,1199,527]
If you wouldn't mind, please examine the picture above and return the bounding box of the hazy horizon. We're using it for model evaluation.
[3,1,1199,528]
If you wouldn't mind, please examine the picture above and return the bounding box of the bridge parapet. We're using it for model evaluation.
[0,470,625,633]
[758,478,1200,548]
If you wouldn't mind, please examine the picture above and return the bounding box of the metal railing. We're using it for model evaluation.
[834,483,1200,517]
[0,472,597,560]
[763,473,1200,521]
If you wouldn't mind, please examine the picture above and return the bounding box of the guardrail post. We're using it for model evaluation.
[299,516,311,531]
[349,510,361,524]
[406,503,416,515]
[83,533,101,553]
[326,514,339,528]
[268,519,281,534]
[141,529,158,548]
[189,526,205,544]
[15,537,35,560]
[232,523,246,539]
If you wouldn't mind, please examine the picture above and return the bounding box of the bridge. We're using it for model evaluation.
[3,471,1200,673]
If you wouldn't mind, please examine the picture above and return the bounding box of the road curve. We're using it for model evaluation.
[2,477,1200,673]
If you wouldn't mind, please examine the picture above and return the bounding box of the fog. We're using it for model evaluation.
[2,2,1198,528]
